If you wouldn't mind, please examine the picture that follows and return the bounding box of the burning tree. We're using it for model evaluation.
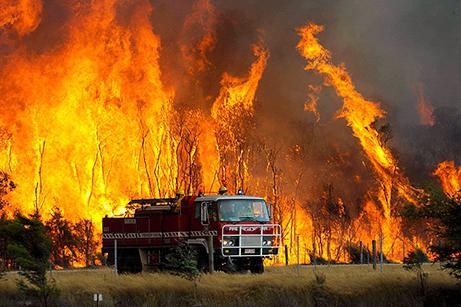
[211,44,268,193]
[305,185,352,263]
[74,219,98,267]
[0,171,15,212]
[46,207,79,269]
[169,109,204,195]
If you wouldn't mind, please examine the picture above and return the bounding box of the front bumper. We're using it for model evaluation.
[221,224,281,257]
[222,247,279,256]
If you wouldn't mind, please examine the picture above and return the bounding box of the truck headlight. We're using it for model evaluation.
[263,240,272,246]
[223,239,234,246]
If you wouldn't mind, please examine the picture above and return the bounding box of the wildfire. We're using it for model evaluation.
[0,0,268,229]
[297,23,420,208]
[211,44,269,190]
[0,2,445,266]
[0,0,177,223]
[434,161,461,197]
[296,23,422,259]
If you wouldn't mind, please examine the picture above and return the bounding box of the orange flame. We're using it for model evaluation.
[296,23,422,260]
[0,0,42,37]
[297,23,420,209]
[212,44,269,190]
[434,161,461,197]
[0,0,176,223]
[416,86,434,126]
[0,1,268,229]
[212,44,268,119]
[180,0,217,75]
[304,85,321,122]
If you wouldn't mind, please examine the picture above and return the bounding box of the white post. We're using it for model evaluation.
[114,239,118,275]
[296,235,300,275]
[313,242,317,270]
[208,235,214,273]
[379,232,383,273]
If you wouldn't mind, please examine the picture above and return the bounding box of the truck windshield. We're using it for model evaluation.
[218,199,270,222]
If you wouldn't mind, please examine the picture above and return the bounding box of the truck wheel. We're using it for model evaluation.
[222,259,238,273]
[118,249,142,273]
[250,258,264,274]
[195,248,208,272]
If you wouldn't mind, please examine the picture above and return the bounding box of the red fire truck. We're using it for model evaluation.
[102,192,281,273]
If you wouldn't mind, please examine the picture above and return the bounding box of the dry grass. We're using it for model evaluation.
[0,264,459,306]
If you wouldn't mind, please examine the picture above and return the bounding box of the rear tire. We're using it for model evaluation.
[118,249,142,273]
[195,247,209,273]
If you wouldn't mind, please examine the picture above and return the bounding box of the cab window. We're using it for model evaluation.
[194,203,201,219]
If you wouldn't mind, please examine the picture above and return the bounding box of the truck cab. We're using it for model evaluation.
[194,195,280,272]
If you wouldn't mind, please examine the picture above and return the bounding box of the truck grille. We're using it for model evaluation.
[240,236,261,247]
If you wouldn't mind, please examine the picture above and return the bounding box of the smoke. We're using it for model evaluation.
[200,0,461,185]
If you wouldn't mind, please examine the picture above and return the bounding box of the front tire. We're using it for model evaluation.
[250,258,264,274]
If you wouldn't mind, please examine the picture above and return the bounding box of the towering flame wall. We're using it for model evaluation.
[1,0,173,222]
[0,0,268,224]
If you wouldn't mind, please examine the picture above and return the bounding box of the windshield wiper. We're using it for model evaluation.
[239,216,254,221]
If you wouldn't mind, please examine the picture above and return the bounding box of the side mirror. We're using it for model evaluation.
[267,203,272,220]
[200,202,209,225]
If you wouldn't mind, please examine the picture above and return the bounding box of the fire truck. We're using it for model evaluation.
[102,191,281,273]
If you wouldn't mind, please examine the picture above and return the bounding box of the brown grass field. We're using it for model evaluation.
[1,264,460,306]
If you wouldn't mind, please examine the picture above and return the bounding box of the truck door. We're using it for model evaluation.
[190,201,217,234]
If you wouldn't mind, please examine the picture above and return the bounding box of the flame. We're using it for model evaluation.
[180,0,217,75]
[0,0,175,223]
[211,44,268,190]
[297,23,420,208]
[212,44,268,119]
[0,0,42,37]
[0,0,269,229]
[296,23,422,260]
[416,86,434,126]
[304,85,321,122]
[0,3,437,265]
[434,161,461,197]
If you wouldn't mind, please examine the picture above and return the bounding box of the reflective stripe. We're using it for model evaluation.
[102,230,217,240]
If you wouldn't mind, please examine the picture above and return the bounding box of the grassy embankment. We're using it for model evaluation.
[0,264,459,306]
